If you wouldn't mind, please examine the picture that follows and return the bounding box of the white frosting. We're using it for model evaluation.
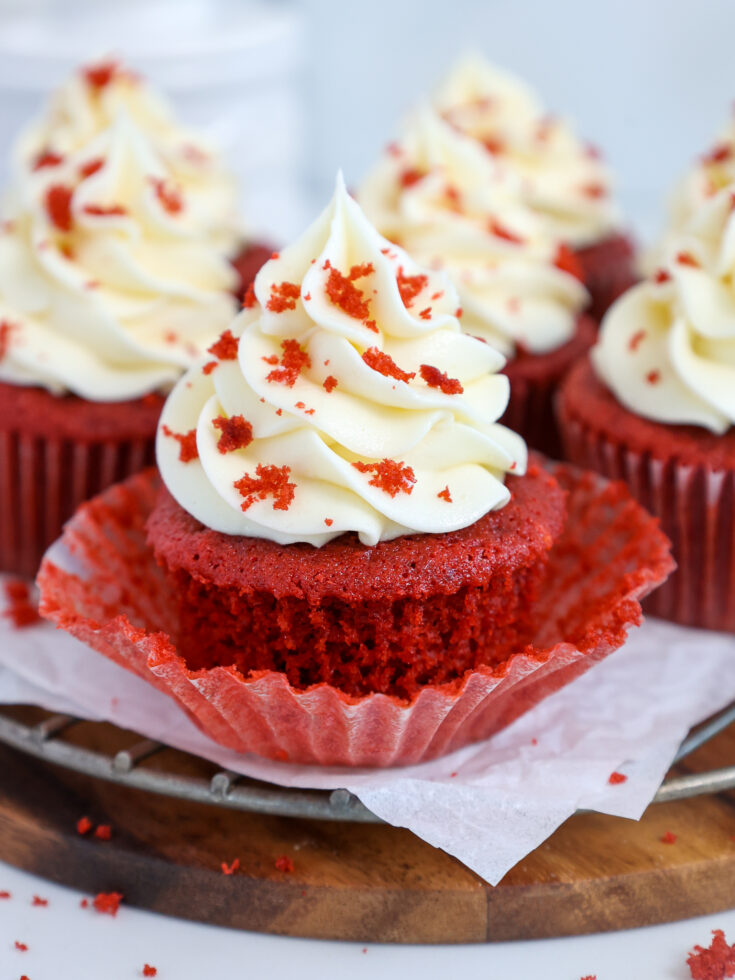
[157,175,527,547]
[358,108,588,357]
[0,62,239,401]
[433,54,621,247]
[593,183,735,434]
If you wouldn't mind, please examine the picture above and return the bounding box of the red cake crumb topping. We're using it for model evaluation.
[275,855,294,873]
[654,268,672,284]
[32,896,48,906]
[45,184,74,232]
[262,355,279,365]
[580,182,607,198]
[646,369,661,385]
[399,167,425,188]
[437,486,452,502]
[445,184,462,211]
[207,329,239,361]
[266,280,301,313]
[324,260,374,320]
[489,218,524,245]
[79,157,105,179]
[628,330,646,352]
[580,976,597,980]
[242,282,257,308]
[324,518,333,526]
[76,816,92,835]
[483,136,505,155]
[150,177,183,214]
[266,338,311,387]
[202,361,217,375]
[396,267,428,308]
[608,771,627,785]
[419,364,463,394]
[82,203,127,217]
[83,60,119,89]
[431,291,444,301]
[162,426,198,463]
[703,143,733,165]
[554,243,585,281]
[362,346,415,382]
[3,579,40,628]
[234,464,296,512]
[94,824,112,841]
[221,858,240,875]
[271,251,280,260]
[213,415,254,453]
[15,940,28,951]
[687,929,735,979]
[352,459,416,497]
[92,892,123,916]
[143,966,158,977]
[33,150,64,170]
[418,307,432,320]
[323,375,338,392]
[661,830,677,844]
[455,307,463,318]
[676,251,700,268]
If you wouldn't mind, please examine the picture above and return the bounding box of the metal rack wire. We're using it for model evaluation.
[1,701,734,823]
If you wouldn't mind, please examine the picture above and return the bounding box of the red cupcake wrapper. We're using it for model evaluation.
[37,466,673,767]
[0,430,156,580]
[560,414,735,632]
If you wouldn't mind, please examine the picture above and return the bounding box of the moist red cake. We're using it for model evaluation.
[0,380,163,578]
[573,232,638,322]
[146,463,566,699]
[501,314,596,458]
[558,357,735,631]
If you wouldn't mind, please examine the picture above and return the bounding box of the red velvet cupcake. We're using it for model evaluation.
[0,59,245,576]
[558,185,735,630]
[38,178,673,766]
[432,54,637,321]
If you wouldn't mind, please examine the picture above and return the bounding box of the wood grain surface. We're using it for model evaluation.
[0,706,733,944]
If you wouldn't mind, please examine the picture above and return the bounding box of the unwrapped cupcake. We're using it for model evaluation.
[38,176,673,767]
[558,177,735,631]
[358,107,593,456]
[0,59,255,577]
[433,53,637,320]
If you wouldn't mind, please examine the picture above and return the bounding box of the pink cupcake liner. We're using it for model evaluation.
[37,466,673,767]
[561,414,735,632]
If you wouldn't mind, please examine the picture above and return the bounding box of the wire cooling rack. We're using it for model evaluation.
[1,702,734,823]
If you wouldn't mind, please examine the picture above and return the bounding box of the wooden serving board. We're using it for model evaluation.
[0,706,734,944]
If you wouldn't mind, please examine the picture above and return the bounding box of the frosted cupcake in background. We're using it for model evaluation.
[0,59,250,578]
[433,53,637,321]
[558,176,735,632]
[358,107,593,456]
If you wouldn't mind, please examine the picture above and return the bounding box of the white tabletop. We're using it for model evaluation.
[1,860,733,979]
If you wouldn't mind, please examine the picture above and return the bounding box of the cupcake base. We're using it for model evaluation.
[37,463,673,767]
[231,242,275,298]
[558,357,735,632]
[0,381,163,579]
[501,314,596,458]
[574,232,637,322]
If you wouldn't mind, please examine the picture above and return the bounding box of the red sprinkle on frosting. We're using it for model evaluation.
[234,463,296,512]
[489,218,525,245]
[324,260,374,321]
[208,329,239,361]
[150,177,183,214]
[82,203,127,217]
[79,157,105,179]
[45,184,74,232]
[399,168,425,188]
[266,338,311,387]
[418,307,432,320]
[362,347,415,383]
[213,415,254,453]
[266,280,301,313]
[437,486,452,502]
[396,267,428,308]
[324,518,333,526]
[323,375,338,392]
[628,330,646,352]
[580,182,607,198]
[242,282,257,308]
[83,60,119,89]
[702,143,733,165]
[352,459,416,497]
[646,369,661,385]
[419,364,463,394]
[676,251,700,268]
[202,361,217,375]
[33,150,64,170]
[654,268,672,284]
[553,243,584,281]
[162,425,198,463]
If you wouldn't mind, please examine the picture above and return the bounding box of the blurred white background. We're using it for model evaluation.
[0,0,734,243]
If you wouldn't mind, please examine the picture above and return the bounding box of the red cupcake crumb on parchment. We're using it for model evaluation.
[14,940,28,951]
[661,830,677,844]
[275,855,294,873]
[91,892,123,916]
[0,890,11,899]
[3,580,41,628]
[142,966,158,978]
[687,929,735,979]
[608,771,627,785]
[31,895,48,906]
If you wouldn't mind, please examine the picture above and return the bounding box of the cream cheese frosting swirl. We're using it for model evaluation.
[433,54,621,247]
[0,88,238,401]
[14,59,241,255]
[157,175,527,547]
[593,182,735,434]
[358,108,588,357]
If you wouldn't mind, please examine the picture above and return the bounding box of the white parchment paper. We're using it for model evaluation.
[1,579,733,885]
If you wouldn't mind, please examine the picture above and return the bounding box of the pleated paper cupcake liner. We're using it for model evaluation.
[37,465,673,767]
